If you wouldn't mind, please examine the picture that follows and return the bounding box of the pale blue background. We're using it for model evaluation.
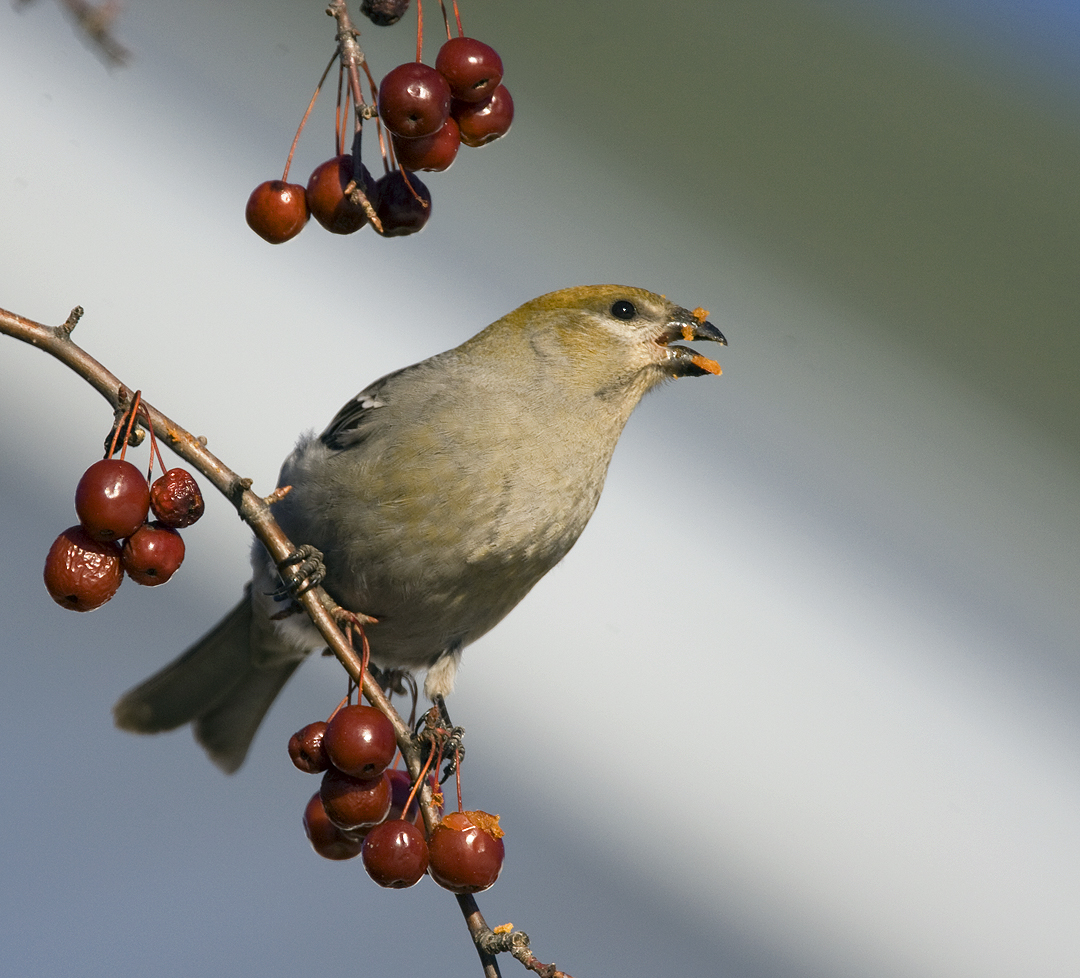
[2,2,1079,976]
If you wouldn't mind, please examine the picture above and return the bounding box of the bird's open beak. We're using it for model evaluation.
[656,308,727,377]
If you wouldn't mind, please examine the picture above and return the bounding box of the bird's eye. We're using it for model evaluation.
[610,300,636,320]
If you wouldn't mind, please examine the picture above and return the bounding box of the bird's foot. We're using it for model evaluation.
[274,544,326,598]
[317,591,378,631]
[368,664,414,698]
[416,694,466,782]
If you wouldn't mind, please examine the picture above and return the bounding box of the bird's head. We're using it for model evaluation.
[466,285,727,408]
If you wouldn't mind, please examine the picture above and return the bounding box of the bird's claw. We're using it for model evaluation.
[316,590,378,630]
[415,695,466,783]
[275,544,326,598]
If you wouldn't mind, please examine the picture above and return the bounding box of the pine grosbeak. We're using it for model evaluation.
[114,286,726,771]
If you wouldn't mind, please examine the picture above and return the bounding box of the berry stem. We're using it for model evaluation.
[453,0,463,37]
[326,693,352,724]
[106,389,142,461]
[282,49,339,181]
[335,62,347,157]
[401,742,437,827]
[399,168,431,210]
[145,405,169,481]
[415,0,423,62]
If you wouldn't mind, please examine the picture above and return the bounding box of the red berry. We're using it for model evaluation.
[121,521,185,586]
[75,458,150,542]
[373,171,431,237]
[288,721,330,774]
[320,768,392,831]
[323,704,397,780]
[245,180,309,244]
[392,118,460,173]
[378,62,452,138]
[360,0,409,26]
[452,85,514,147]
[150,468,204,528]
[306,155,377,235]
[302,791,365,860]
[362,819,429,888]
[43,525,123,611]
[427,810,505,894]
[435,37,504,103]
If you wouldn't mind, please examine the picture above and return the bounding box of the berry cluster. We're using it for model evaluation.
[43,403,204,612]
[291,703,505,893]
[380,36,512,172]
[245,2,510,244]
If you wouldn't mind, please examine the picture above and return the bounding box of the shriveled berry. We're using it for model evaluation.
[245,180,309,244]
[121,521,185,586]
[289,721,330,774]
[44,525,123,611]
[428,810,505,894]
[302,791,365,860]
[373,171,431,237]
[378,62,452,139]
[306,155,377,234]
[324,704,397,780]
[362,819,429,887]
[435,37,504,103]
[360,0,409,26]
[392,118,460,173]
[452,85,514,147]
[320,768,392,831]
[150,468,204,528]
[75,458,150,542]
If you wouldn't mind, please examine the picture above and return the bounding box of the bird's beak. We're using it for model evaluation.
[656,308,727,377]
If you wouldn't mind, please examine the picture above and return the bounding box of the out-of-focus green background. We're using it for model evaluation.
[2,2,1078,977]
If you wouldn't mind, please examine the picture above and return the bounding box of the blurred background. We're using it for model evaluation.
[2,1,1078,976]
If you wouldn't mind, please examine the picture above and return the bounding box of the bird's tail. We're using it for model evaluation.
[112,588,302,773]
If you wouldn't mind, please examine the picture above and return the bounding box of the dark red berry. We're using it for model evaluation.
[392,118,460,172]
[378,62,452,139]
[43,525,123,612]
[320,768,392,831]
[362,819,429,888]
[289,721,330,774]
[360,0,409,26]
[452,85,514,147]
[435,37,504,103]
[121,521,185,586]
[150,468,204,528]
[75,458,151,542]
[302,791,365,860]
[245,180,309,244]
[427,810,505,894]
[373,171,431,237]
[306,155,377,235]
[323,704,397,780]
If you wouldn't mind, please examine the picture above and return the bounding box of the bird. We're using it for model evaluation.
[113,285,726,772]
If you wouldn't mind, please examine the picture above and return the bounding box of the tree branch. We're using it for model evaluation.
[0,302,574,978]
